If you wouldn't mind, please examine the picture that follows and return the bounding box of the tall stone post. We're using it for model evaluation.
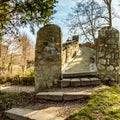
[35,24,62,91]
[96,26,119,85]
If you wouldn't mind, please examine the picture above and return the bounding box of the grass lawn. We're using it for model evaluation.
[66,87,120,120]
[0,92,20,111]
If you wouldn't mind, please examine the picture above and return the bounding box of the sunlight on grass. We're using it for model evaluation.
[66,87,120,120]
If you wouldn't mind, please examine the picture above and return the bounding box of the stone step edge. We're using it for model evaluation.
[62,72,98,78]
[36,92,91,101]
[5,108,35,120]
[60,78,101,87]
[61,78,101,82]
[5,107,63,120]
[61,77,101,81]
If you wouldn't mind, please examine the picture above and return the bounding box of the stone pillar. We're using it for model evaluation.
[96,26,119,84]
[35,24,62,91]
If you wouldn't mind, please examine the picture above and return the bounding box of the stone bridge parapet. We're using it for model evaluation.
[62,35,79,68]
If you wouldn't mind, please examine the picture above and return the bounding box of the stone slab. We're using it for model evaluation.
[63,92,91,101]
[36,92,63,101]
[36,91,91,101]
[80,78,91,86]
[5,108,64,120]
[90,78,101,85]
[36,85,108,101]
[70,78,80,87]
[63,72,97,78]
[5,108,34,120]
[61,79,71,87]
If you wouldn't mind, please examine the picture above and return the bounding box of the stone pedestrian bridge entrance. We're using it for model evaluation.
[4,24,120,120]
[63,46,97,76]
[35,24,120,91]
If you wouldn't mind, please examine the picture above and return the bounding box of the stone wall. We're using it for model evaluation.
[35,24,62,91]
[96,26,119,84]
[62,35,79,68]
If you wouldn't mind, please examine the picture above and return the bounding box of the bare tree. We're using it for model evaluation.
[0,44,9,74]
[0,33,35,75]
[1,38,19,73]
[66,0,118,43]
[66,0,106,42]
[18,33,34,72]
[103,0,112,27]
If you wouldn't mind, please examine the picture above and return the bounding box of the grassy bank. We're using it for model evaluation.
[66,87,120,120]
[0,92,20,111]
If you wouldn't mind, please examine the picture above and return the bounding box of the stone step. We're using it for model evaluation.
[61,77,101,88]
[36,84,109,102]
[62,72,98,78]
[36,85,107,101]
[5,108,63,120]
[5,108,33,120]
[5,86,108,119]
[36,91,91,101]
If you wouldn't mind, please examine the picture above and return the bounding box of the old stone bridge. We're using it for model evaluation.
[4,24,120,120]
[35,24,120,91]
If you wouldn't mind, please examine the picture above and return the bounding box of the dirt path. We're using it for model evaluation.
[22,100,87,120]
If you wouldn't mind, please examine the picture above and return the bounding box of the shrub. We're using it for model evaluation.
[20,77,34,86]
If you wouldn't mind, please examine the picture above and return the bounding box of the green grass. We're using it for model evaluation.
[66,87,120,120]
[0,92,20,110]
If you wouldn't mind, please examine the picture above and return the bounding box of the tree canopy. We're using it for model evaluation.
[66,1,105,42]
[0,0,58,36]
[66,0,118,43]
[0,0,58,56]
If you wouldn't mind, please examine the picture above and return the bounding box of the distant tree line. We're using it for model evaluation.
[0,0,58,56]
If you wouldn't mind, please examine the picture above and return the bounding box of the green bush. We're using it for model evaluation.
[0,66,34,86]
[0,77,4,84]
[20,77,34,86]
[11,76,34,86]
[24,67,34,77]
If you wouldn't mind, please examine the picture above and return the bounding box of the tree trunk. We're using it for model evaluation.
[103,0,112,27]
[108,2,112,27]
[0,25,2,58]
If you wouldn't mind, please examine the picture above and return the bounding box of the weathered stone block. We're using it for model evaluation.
[115,54,119,59]
[61,79,71,87]
[63,92,90,101]
[107,49,114,52]
[46,81,53,88]
[98,52,105,57]
[36,92,63,101]
[111,53,115,59]
[107,39,114,44]
[5,108,34,120]
[106,54,111,59]
[99,59,106,65]
[71,78,80,87]
[115,66,119,71]
[107,66,114,71]
[80,78,91,86]
[90,78,101,85]
[111,45,117,49]
[107,59,110,65]
[97,64,105,70]
[53,79,58,85]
